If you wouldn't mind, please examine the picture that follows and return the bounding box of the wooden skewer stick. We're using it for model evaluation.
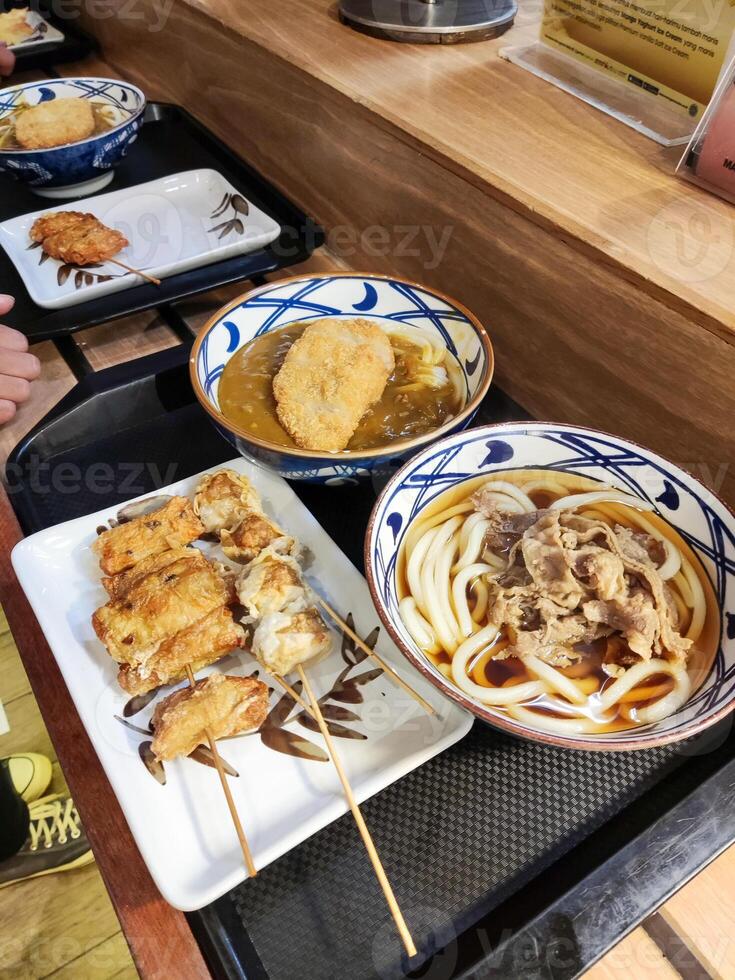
[272,673,317,721]
[297,665,417,958]
[316,597,436,717]
[183,665,257,878]
[109,258,161,286]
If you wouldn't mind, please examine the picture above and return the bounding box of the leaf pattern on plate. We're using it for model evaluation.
[114,714,153,736]
[48,255,128,291]
[139,742,166,785]
[294,614,383,737]
[118,612,385,782]
[208,192,249,238]
[122,688,160,717]
[188,744,239,776]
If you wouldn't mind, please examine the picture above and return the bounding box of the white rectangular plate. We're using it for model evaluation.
[11,459,471,911]
[7,11,64,51]
[0,168,281,310]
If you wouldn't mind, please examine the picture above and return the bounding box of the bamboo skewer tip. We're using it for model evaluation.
[296,664,417,958]
[110,257,161,286]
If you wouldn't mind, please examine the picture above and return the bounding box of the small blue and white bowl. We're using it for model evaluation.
[190,273,494,484]
[0,77,146,198]
[365,422,735,750]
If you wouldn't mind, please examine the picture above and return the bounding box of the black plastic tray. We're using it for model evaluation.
[7,351,735,980]
[0,103,323,342]
[2,2,96,71]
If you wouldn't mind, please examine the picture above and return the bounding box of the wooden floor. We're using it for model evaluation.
[0,607,138,980]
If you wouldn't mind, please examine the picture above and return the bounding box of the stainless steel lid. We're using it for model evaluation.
[339,0,518,43]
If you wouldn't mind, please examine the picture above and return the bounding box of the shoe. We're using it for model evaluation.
[2,753,53,803]
[0,794,94,889]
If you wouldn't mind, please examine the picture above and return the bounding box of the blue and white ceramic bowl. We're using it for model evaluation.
[366,422,735,750]
[190,273,494,484]
[0,77,146,197]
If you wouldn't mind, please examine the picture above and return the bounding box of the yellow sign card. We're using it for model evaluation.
[540,0,735,117]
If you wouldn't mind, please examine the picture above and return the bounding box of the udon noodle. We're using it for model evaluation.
[397,470,719,734]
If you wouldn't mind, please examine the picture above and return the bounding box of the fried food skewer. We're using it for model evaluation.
[297,664,417,958]
[30,211,161,286]
[194,469,436,715]
[182,665,258,878]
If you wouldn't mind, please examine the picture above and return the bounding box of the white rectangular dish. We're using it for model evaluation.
[7,10,64,51]
[0,168,281,310]
[11,458,471,911]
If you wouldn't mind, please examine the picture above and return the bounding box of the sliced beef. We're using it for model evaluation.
[520,511,584,610]
[473,497,692,669]
[471,492,541,554]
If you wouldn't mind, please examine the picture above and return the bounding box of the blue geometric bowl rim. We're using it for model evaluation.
[189,271,495,462]
[0,76,147,155]
[364,419,735,751]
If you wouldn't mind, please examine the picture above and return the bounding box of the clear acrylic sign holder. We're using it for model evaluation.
[501,40,698,145]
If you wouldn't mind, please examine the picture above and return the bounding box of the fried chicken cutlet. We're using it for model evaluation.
[272,317,395,452]
[30,211,92,244]
[93,496,203,576]
[16,97,95,150]
[151,674,269,761]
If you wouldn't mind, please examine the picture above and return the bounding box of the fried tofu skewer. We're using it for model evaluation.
[93,499,262,876]
[184,665,258,878]
[30,211,161,286]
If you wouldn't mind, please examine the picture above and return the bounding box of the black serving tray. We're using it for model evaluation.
[1,1,96,71]
[7,353,735,980]
[0,102,323,342]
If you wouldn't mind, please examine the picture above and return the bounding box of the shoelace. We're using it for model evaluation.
[28,794,82,851]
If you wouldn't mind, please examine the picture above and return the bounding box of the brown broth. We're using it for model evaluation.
[217,321,464,452]
[400,469,721,732]
[0,101,117,150]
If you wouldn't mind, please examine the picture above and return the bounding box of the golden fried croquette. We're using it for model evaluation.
[117,606,246,695]
[43,220,129,266]
[15,97,95,150]
[151,673,269,761]
[272,317,394,452]
[0,9,33,46]
[30,211,92,244]
[93,497,204,576]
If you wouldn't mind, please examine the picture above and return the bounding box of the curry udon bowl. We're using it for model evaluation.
[0,77,146,197]
[365,422,735,750]
[190,273,494,484]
